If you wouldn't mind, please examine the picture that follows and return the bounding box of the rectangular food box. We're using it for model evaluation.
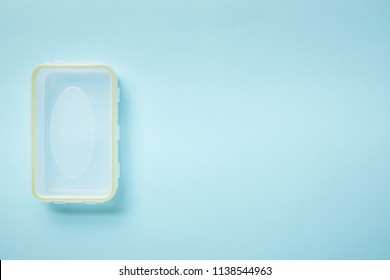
[31,63,120,203]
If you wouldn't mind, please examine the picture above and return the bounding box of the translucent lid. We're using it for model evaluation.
[32,63,120,203]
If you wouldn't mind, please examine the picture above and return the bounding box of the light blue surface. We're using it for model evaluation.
[1,0,390,260]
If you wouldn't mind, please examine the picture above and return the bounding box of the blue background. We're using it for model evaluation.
[0,0,389,259]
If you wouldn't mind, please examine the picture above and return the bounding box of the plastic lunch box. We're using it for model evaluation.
[31,63,120,203]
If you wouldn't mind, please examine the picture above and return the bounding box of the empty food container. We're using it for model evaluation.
[31,63,120,203]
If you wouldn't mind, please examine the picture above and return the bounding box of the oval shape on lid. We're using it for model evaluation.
[51,86,95,178]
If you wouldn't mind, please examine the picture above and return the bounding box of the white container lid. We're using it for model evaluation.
[32,63,120,203]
